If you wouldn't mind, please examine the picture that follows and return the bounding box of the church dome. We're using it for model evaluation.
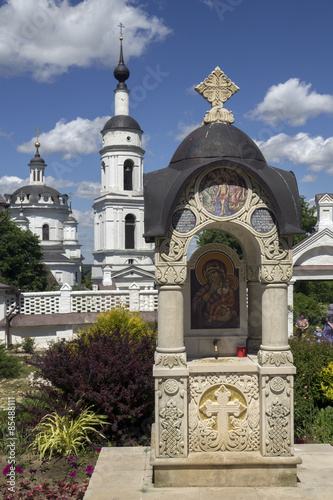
[10,185,65,206]
[102,115,142,133]
[169,122,266,168]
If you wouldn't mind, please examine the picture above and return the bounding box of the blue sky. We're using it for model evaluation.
[1,0,333,263]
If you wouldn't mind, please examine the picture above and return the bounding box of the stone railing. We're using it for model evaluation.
[5,286,158,316]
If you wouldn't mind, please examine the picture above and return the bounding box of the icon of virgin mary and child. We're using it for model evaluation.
[191,257,239,329]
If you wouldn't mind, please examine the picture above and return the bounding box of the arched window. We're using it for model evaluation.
[125,214,135,249]
[124,160,133,191]
[42,224,49,241]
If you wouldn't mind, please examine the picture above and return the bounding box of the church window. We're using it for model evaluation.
[33,171,36,182]
[125,214,135,249]
[37,170,40,182]
[124,160,133,190]
[42,224,49,241]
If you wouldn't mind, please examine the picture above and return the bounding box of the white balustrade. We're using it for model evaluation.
[5,288,158,316]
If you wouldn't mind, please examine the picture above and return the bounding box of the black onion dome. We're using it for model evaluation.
[170,122,266,167]
[114,62,130,84]
[102,115,142,133]
[114,40,130,87]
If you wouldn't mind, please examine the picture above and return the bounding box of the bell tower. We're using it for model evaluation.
[92,25,155,290]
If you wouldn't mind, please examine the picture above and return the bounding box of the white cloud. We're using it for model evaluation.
[174,121,201,142]
[248,78,333,126]
[72,209,94,228]
[0,0,171,82]
[75,181,100,200]
[300,174,317,183]
[17,116,109,159]
[45,176,75,190]
[256,132,333,172]
[0,175,28,195]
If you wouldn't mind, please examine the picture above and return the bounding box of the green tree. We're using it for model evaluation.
[0,211,50,291]
[293,195,317,245]
[195,230,243,258]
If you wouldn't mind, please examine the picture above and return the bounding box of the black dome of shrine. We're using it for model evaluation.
[143,121,304,241]
[170,122,266,167]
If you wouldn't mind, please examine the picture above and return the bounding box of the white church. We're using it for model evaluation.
[4,143,83,286]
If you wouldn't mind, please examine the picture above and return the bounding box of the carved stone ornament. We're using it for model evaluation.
[262,236,289,261]
[260,264,293,283]
[155,352,187,369]
[265,397,291,455]
[189,373,259,452]
[155,264,187,285]
[159,400,184,457]
[258,349,294,367]
[247,265,260,282]
[195,67,239,125]
[160,237,185,262]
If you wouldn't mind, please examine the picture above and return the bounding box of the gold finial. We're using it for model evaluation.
[118,22,125,40]
[34,126,41,148]
[195,67,239,125]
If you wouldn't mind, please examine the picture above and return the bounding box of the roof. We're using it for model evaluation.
[8,185,65,206]
[144,122,303,241]
[102,115,142,133]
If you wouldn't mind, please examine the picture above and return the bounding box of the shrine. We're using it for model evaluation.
[144,68,303,487]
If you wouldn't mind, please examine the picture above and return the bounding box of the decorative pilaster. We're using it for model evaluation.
[154,283,189,458]
[260,374,295,456]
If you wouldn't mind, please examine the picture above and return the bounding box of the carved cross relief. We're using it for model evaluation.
[200,384,246,448]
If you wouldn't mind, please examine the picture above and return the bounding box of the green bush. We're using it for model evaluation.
[319,362,333,402]
[289,336,333,438]
[311,406,333,444]
[0,343,22,379]
[21,336,36,354]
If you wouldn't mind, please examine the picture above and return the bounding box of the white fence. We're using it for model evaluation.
[5,287,158,316]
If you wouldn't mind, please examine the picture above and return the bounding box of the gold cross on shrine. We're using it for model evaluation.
[195,67,239,125]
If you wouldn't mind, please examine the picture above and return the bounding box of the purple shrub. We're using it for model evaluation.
[21,318,156,446]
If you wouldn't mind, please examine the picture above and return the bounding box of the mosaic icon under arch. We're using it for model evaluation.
[198,167,247,217]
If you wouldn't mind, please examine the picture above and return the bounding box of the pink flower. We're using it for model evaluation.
[2,465,10,475]
[86,465,94,475]
[15,466,23,474]
[304,386,308,389]
[70,471,76,478]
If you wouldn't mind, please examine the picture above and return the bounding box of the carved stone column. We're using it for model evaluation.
[258,282,295,457]
[247,281,263,353]
[156,284,185,354]
[154,284,189,459]
[261,283,289,350]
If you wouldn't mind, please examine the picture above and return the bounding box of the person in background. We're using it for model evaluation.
[313,326,322,342]
[322,304,333,342]
[295,312,309,338]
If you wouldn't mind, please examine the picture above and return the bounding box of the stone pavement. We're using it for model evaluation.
[84,444,333,500]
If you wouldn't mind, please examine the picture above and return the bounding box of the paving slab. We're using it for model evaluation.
[84,443,333,500]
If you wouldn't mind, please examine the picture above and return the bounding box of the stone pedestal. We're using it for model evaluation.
[151,355,300,487]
